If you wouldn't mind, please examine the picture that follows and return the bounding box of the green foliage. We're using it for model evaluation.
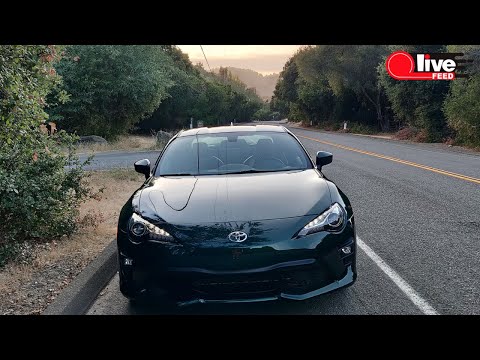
[50,45,173,139]
[272,44,480,145]
[443,45,480,146]
[0,131,91,241]
[271,57,301,119]
[139,54,264,130]
[272,46,387,130]
[0,45,65,145]
[379,45,450,141]
[0,45,93,267]
[252,105,276,121]
[48,45,264,135]
[347,122,377,135]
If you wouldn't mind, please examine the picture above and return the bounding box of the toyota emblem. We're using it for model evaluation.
[228,231,248,243]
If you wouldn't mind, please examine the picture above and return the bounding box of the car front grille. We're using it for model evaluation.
[192,274,281,297]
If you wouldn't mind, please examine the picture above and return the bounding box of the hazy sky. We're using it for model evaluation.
[177,45,303,75]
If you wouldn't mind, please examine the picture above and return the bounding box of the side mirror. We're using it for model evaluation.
[316,151,333,171]
[134,159,151,179]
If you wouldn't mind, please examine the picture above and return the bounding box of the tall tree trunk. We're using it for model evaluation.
[362,87,388,132]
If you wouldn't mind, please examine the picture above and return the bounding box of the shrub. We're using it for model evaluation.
[444,75,480,147]
[347,122,377,135]
[395,127,419,140]
[321,122,341,132]
[0,45,93,267]
[0,130,93,265]
[443,45,480,147]
[414,129,429,143]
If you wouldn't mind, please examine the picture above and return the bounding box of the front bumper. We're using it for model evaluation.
[118,230,357,305]
[174,265,356,306]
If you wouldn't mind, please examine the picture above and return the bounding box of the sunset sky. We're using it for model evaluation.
[177,45,303,75]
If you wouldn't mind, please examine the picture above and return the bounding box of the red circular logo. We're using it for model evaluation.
[386,51,433,80]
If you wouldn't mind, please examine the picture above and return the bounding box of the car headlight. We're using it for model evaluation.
[297,203,346,237]
[128,213,174,244]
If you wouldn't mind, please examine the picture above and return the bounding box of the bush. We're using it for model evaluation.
[444,75,480,147]
[347,122,377,135]
[395,127,419,140]
[253,106,276,121]
[0,130,93,264]
[0,45,93,267]
[443,45,480,147]
[319,122,341,132]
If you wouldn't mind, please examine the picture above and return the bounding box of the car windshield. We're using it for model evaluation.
[156,131,313,176]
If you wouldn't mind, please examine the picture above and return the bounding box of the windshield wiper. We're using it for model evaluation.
[160,173,196,176]
[222,169,304,175]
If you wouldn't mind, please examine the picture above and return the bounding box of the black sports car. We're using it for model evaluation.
[117,125,356,306]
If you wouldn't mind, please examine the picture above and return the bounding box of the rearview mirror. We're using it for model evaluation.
[316,151,333,171]
[134,159,151,179]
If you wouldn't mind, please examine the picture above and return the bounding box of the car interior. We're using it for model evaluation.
[158,133,311,175]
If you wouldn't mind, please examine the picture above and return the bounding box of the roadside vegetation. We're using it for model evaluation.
[0,169,144,314]
[75,134,159,153]
[2,44,479,313]
[0,46,94,268]
[0,45,266,272]
[271,45,480,148]
[49,46,266,139]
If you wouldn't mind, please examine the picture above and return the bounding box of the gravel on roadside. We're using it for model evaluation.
[0,169,144,315]
[1,249,93,315]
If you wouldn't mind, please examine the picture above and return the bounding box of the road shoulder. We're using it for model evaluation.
[43,240,118,315]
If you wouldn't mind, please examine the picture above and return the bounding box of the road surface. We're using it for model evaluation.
[87,126,480,314]
[77,150,161,171]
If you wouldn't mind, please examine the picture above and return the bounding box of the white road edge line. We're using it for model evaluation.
[357,237,439,315]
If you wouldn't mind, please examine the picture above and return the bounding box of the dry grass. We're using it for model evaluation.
[0,169,145,314]
[44,169,144,264]
[76,134,159,154]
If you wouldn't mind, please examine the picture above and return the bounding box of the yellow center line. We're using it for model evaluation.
[296,134,480,185]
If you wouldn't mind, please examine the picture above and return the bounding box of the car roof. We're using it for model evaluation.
[177,125,287,137]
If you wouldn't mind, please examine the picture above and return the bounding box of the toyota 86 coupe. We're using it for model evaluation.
[116,125,357,306]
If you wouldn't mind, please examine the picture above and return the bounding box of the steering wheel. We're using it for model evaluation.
[243,156,286,167]
[267,157,287,167]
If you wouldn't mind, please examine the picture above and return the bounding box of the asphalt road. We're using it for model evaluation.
[87,126,480,315]
[77,150,161,171]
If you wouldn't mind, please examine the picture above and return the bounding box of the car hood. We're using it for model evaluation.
[135,169,332,224]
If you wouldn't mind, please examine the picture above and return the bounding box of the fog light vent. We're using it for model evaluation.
[341,246,352,255]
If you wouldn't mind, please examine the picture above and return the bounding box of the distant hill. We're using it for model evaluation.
[213,67,279,100]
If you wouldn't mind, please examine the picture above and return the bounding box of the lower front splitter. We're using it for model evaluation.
[176,266,355,307]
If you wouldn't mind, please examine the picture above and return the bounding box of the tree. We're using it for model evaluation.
[295,45,390,130]
[138,55,263,130]
[443,45,480,146]
[379,45,451,141]
[0,45,66,146]
[271,57,300,119]
[50,45,173,139]
[0,46,92,265]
